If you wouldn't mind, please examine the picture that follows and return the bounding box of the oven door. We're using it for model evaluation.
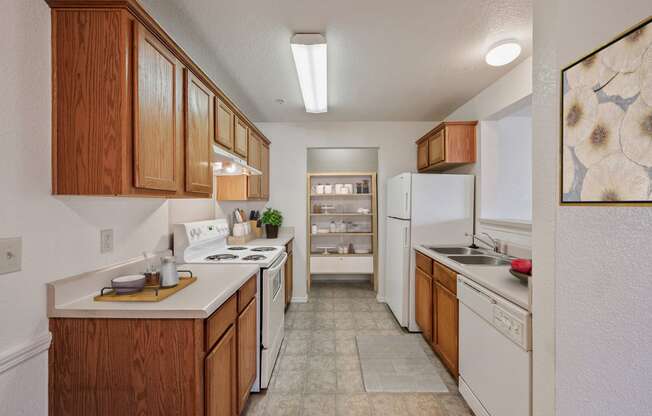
[260,252,288,388]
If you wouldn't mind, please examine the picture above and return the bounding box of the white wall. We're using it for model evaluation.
[445,57,534,250]
[255,122,436,301]
[533,1,652,415]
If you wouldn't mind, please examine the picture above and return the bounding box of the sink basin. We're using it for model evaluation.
[428,247,484,255]
[448,255,511,266]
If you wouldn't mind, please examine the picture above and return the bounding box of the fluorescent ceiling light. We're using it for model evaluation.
[291,34,327,113]
[485,40,521,66]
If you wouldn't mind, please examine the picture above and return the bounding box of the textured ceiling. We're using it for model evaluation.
[167,0,532,122]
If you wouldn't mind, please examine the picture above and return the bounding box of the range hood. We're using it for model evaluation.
[212,144,262,176]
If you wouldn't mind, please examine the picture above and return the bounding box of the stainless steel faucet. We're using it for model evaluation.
[466,232,500,253]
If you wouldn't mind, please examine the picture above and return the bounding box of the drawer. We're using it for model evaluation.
[206,294,237,351]
[238,274,257,313]
[415,251,433,275]
[310,256,373,274]
[434,261,457,295]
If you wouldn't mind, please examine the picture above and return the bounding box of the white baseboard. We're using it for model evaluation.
[291,296,308,303]
[376,295,385,303]
[0,332,52,374]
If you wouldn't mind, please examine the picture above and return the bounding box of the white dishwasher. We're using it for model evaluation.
[457,275,531,416]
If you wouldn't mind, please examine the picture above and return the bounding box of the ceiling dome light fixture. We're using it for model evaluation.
[485,40,522,67]
[291,33,327,113]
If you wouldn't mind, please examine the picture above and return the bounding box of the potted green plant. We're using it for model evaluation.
[261,208,283,239]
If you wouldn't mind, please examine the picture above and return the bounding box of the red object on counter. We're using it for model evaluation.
[511,258,532,275]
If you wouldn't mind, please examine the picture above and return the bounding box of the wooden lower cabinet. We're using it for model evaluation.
[414,268,433,343]
[284,240,294,308]
[434,282,459,377]
[237,298,257,413]
[413,251,460,379]
[206,325,238,416]
[49,274,258,416]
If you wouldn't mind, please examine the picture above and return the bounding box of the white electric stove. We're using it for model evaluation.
[173,219,287,392]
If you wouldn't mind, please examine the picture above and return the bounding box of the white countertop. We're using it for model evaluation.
[48,262,260,319]
[246,227,294,247]
[415,245,531,311]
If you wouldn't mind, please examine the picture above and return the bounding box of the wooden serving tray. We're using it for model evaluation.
[94,276,197,302]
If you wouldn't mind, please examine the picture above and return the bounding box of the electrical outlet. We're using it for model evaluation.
[0,237,22,275]
[100,229,114,254]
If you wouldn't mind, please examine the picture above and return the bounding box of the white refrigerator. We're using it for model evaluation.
[384,173,474,331]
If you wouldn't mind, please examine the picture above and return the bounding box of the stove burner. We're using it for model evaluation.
[243,254,267,261]
[251,247,276,252]
[228,247,248,251]
[205,254,238,261]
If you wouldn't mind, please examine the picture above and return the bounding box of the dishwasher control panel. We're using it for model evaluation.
[493,306,526,348]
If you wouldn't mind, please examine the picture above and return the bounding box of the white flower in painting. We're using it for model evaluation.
[575,103,624,167]
[601,25,652,73]
[641,46,652,106]
[602,67,640,99]
[563,146,576,194]
[567,52,615,89]
[580,153,650,201]
[563,87,598,147]
[621,96,652,166]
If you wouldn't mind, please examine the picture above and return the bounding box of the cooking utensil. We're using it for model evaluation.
[160,256,180,288]
[111,274,146,294]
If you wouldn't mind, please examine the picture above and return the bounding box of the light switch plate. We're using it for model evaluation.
[100,229,114,254]
[0,237,22,275]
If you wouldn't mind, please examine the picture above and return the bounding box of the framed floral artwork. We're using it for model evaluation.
[561,16,652,204]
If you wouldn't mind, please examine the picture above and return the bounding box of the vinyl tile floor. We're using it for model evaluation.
[242,281,473,416]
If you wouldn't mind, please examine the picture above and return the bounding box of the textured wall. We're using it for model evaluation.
[533,1,652,415]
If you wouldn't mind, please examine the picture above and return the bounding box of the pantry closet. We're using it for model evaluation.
[306,148,378,291]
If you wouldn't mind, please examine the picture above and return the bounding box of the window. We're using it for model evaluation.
[479,97,532,225]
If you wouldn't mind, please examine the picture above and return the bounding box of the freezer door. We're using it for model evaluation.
[384,217,411,327]
[410,174,474,246]
[387,173,412,220]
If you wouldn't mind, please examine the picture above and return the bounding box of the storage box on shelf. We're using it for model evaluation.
[306,173,378,290]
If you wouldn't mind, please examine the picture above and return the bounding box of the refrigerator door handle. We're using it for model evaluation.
[404,192,408,214]
[403,227,408,248]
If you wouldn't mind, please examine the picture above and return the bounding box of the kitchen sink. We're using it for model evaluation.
[428,246,484,255]
[448,255,511,266]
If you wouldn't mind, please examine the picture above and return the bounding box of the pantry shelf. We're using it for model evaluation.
[307,171,378,291]
[310,213,373,217]
[311,232,373,236]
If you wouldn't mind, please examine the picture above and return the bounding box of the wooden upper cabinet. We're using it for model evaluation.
[205,324,237,416]
[215,98,235,151]
[261,143,270,200]
[48,3,270,198]
[417,140,429,170]
[133,24,179,192]
[416,121,477,172]
[247,133,261,199]
[184,70,214,195]
[428,130,445,165]
[234,116,249,158]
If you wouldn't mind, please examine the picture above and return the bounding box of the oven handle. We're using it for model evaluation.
[267,252,288,276]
